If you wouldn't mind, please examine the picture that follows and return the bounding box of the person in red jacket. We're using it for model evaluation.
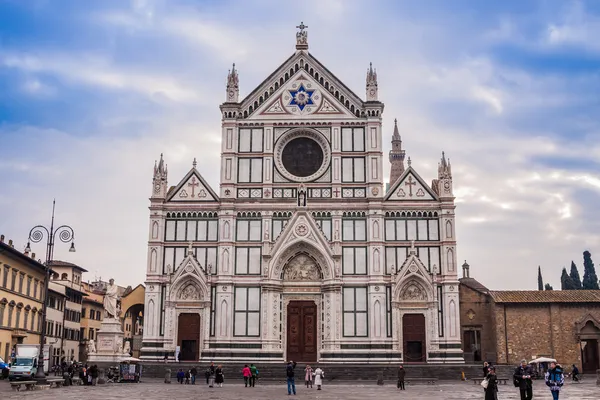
[242,364,251,387]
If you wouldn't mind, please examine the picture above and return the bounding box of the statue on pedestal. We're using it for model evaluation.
[104,278,120,319]
[87,339,96,354]
[122,341,131,355]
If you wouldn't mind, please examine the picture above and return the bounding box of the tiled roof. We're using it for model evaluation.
[489,290,600,303]
[460,277,489,293]
[49,259,88,272]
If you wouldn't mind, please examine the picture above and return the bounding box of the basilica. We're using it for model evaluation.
[140,25,462,364]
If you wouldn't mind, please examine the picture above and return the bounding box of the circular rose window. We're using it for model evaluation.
[274,129,330,182]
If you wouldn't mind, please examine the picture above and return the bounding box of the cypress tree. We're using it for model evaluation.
[582,251,599,290]
[561,268,576,290]
[537,266,544,291]
[545,283,553,291]
[569,261,583,289]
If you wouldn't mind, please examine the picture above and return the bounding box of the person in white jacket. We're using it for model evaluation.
[313,366,324,390]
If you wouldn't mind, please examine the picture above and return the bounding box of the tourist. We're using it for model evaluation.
[514,359,534,400]
[571,364,580,382]
[545,362,564,400]
[304,364,313,388]
[242,364,251,387]
[397,365,406,390]
[313,365,324,390]
[484,366,498,400]
[215,365,224,388]
[176,369,185,384]
[207,362,216,387]
[184,369,191,384]
[205,367,210,384]
[250,363,258,387]
[286,360,297,395]
[190,366,197,384]
[91,365,99,386]
[483,361,490,377]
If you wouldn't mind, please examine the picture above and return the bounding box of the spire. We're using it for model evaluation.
[154,153,166,179]
[438,151,452,179]
[366,62,378,101]
[226,63,239,102]
[152,153,168,198]
[296,21,308,50]
[389,118,406,185]
[192,158,197,169]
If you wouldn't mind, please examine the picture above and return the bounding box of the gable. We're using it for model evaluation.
[167,169,219,203]
[385,167,438,201]
[249,73,357,120]
[239,51,366,119]
[269,209,333,260]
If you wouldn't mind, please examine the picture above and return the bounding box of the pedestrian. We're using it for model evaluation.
[191,367,197,385]
[397,365,406,390]
[215,365,224,388]
[571,364,580,382]
[205,367,210,384]
[176,369,185,384]
[250,363,258,387]
[545,362,564,400]
[207,362,216,387]
[242,364,251,387]
[286,360,297,395]
[185,369,191,384]
[482,366,498,400]
[514,359,534,400]
[483,361,490,377]
[91,365,99,386]
[304,364,313,388]
[313,365,324,390]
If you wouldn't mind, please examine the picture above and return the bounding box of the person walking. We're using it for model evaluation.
[242,364,251,387]
[484,366,498,400]
[250,364,258,387]
[184,369,191,384]
[176,369,185,384]
[313,365,324,390]
[286,360,297,395]
[207,362,216,387]
[545,362,564,400]
[397,365,406,390]
[215,365,224,388]
[483,362,490,377]
[190,367,197,385]
[304,364,313,388]
[91,365,99,386]
[571,364,580,382]
[514,359,534,400]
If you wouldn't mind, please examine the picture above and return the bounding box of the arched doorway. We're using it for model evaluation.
[178,313,201,361]
[287,301,317,362]
[578,318,600,373]
[403,313,426,362]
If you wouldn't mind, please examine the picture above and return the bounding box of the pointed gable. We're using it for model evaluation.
[170,246,210,302]
[393,245,434,302]
[166,168,219,203]
[238,51,367,119]
[385,167,438,201]
[270,209,333,260]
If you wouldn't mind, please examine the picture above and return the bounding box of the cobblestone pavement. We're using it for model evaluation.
[2,380,598,399]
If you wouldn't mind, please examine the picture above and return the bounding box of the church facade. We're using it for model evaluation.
[141,26,463,364]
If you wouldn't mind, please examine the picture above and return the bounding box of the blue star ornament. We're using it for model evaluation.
[288,84,315,111]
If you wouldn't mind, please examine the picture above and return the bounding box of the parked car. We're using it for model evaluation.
[0,357,10,379]
[0,357,9,370]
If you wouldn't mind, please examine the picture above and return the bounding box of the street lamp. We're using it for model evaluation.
[27,200,75,384]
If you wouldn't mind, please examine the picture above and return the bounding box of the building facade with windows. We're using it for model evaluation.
[0,236,46,363]
[46,282,66,366]
[141,28,462,363]
[79,283,103,362]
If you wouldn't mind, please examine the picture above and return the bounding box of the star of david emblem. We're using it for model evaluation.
[288,84,315,111]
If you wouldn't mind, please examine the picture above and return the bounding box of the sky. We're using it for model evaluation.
[0,0,599,290]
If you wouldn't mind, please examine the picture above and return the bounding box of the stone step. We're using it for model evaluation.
[141,363,515,382]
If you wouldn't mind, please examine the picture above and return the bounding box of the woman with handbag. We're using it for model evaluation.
[483,366,498,400]
[313,365,324,390]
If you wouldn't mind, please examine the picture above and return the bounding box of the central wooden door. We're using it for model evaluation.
[287,301,317,362]
[403,313,426,362]
[177,313,200,361]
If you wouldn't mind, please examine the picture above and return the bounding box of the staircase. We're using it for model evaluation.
[141,362,515,383]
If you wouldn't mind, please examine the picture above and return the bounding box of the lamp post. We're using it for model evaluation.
[25,200,75,384]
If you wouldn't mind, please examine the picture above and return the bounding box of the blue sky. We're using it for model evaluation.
[0,0,599,289]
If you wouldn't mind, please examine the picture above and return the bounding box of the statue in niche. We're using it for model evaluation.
[284,254,320,281]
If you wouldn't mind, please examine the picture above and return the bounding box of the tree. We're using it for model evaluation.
[538,266,544,291]
[561,268,577,290]
[545,283,553,291]
[582,251,599,290]
[570,261,583,289]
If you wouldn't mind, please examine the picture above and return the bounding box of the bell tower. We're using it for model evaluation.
[388,119,406,186]
[151,154,168,199]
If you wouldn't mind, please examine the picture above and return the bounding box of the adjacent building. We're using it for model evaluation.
[79,282,104,362]
[0,236,46,362]
[46,282,66,366]
[141,27,462,363]
[460,263,600,373]
[48,260,87,362]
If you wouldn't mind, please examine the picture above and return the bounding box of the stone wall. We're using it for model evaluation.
[492,303,600,368]
[459,284,495,362]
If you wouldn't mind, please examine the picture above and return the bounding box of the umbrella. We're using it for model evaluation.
[120,356,141,363]
[529,357,556,364]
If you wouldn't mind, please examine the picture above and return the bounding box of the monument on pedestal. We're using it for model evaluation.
[88,279,130,363]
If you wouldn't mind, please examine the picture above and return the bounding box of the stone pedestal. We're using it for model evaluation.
[88,318,129,363]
